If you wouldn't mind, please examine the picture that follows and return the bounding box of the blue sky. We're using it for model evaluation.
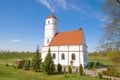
[0,0,107,52]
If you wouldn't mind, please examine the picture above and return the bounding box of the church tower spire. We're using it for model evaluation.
[47,14,57,19]
[44,14,58,46]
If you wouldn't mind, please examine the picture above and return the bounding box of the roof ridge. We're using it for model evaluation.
[58,29,83,33]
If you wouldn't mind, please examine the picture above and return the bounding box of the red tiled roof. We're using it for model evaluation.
[49,30,83,46]
[47,14,57,19]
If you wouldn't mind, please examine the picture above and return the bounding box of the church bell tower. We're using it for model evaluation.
[44,14,58,46]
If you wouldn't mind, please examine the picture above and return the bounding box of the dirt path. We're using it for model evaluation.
[0,62,15,66]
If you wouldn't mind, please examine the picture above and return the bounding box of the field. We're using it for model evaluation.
[0,52,34,64]
[88,53,120,74]
[88,56,113,66]
[0,52,117,80]
[0,52,113,65]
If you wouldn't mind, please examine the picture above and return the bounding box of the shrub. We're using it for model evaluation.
[64,72,67,78]
[57,63,62,73]
[12,65,16,69]
[23,60,30,70]
[107,67,116,72]
[6,63,9,66]
[95,61,100,67]
[79,64,83,76]
[102,70,120,78]
[102,70,107,75]
[93,62,98,69]
[68,66,72,74]
[87,62,93,69]
[87,62,100,70]
[17,64,24,69]
[98,72,102,79]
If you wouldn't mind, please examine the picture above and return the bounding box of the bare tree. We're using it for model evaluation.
[101,0,120,50]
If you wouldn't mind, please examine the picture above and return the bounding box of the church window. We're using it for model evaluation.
[48,21,50,24]
[47,39,49,43]
[71,54,75,60]
[55,21,57,24]
[61,53,65,60]
[53,53,56,59]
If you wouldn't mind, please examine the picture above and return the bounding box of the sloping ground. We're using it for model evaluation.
[84,68,120,80]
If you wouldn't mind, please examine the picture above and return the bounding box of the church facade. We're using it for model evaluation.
[42,14,88,71]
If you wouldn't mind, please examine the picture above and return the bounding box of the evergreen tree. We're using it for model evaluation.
[32,45,42,72]
[57,63,62,73]
[93,63,98,77]
[23,60,30,70]
[79,64,83,76]
[42,48,55,74]
[68,66,72,74]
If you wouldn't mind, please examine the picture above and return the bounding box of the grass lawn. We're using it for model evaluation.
[88,55,120,73]
[88,56,114,66]
[0,53,33,64]
[0,65,101,80]
[0,52,119,79]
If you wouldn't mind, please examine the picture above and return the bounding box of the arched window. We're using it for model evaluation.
[71,54,75,60]
[53,53,56,59]
[48,21,50,24]
[61,53,65,60]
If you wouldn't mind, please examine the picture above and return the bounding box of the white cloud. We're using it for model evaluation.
[37,0,91,13]
[57,0,67,9]
[12,39,22,44]
[70,4,86,14]
[96,14,109,22]
[37,0,68,12]
[38,0,54,12]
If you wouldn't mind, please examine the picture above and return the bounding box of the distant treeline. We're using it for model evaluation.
[0,51,34,59]
[88,50,120,57]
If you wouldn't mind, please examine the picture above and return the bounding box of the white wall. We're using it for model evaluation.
[69,52,80,66]
[44,18,58,46]
[41,46,49,62]
[59,52,68,66]
[42,45,88,68]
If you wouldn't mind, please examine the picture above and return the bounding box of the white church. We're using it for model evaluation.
[42,14,88,71]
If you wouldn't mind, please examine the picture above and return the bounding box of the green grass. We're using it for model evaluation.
[0,52,34,63]
[88,56,114,66]
[0,53,100,80]
[0,65,101,80]
[88,54,120,73]
[0,52,119,80]
[0,52,114,66]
